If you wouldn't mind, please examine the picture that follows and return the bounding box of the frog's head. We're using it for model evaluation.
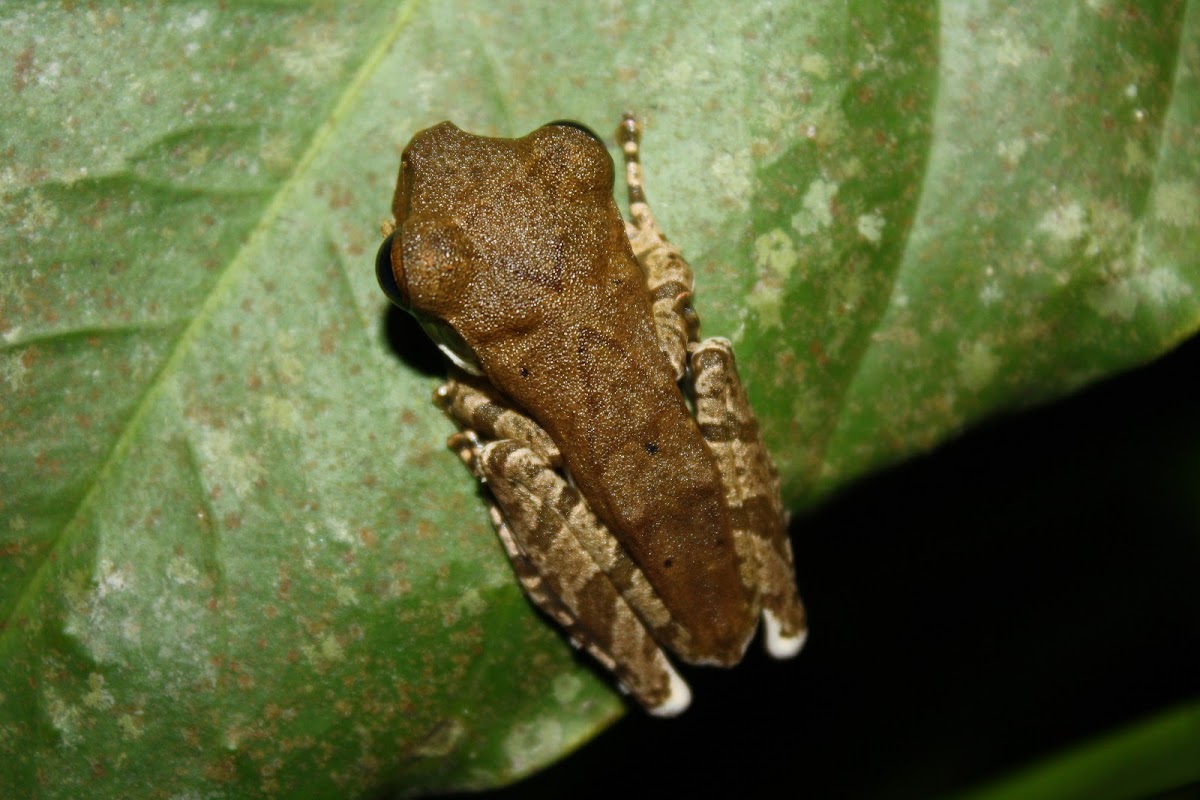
[376,120,624,376]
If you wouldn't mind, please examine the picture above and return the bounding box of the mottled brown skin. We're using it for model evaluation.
[385,123,754,662]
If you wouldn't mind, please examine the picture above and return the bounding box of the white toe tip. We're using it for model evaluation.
[763,609,807,659]
[647,662,692,718]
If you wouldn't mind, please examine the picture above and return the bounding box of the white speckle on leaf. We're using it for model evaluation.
[505,718,565,775]
[792,178,838,236]
[979,281,1004,306]
[182,9,209,31]
[856,210,885,244]
[96,559,134,598]
[1037,200,1086,242]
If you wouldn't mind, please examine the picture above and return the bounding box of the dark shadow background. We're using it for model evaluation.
[482,333,1200,799]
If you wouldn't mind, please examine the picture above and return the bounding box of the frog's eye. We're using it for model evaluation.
[375,230,408,308]
[543,120,602,142]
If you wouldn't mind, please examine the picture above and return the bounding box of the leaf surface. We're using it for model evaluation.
[2,1,1197,796]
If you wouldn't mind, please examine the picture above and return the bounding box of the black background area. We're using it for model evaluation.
[487,333,1200,799]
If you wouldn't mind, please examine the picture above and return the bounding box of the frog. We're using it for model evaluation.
[375,114,806,716]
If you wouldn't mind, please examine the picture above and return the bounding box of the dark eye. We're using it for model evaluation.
[543,120,602,142]
[375,231,406,307]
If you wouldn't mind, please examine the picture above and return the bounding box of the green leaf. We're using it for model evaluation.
[2,1,1197,797]
[951,700,1200,800]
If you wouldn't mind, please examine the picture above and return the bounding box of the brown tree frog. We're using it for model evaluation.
[376,115,806,715]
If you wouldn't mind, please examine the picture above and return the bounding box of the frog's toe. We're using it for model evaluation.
[646,660,692,718]
[763,608,807,659]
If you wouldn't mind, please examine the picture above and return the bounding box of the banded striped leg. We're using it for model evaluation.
[435,377,561,467]
[450,434,691,716]
[617,113,699,380]
[438,375,698,651]
[690,338,808,658]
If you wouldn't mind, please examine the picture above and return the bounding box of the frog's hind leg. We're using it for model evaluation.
[449,433,692,716]
[689,338,808,658]
[617,113,698,380]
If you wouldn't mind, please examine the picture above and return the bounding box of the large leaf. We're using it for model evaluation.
[2,1,1197,797]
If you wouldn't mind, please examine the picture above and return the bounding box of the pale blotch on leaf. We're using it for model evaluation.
[167,555,200,586]
[83,673,115,711]
[335,584,359,607]
[754,228,799,278]
[997,137,1027,169]
[2,351,29,392]
[711,149,754,212]
[274,33,347,81]
[1036,199,1086,243]
[792,178,838,236]
[1088,267,1195,321]
[1153,179,1200,229]
[13,189,60,239]
[118,713,145,740]
[959,340,1000,393]
[1123,139,1150,174]
[856,210,885,245]
[455,587,487,619]
[991,27,1035,68]
[800,52,831,80]
[748,228,798,330]
[552,673,583,705]
[505,718,565,775]
[197,426,265,500]
[96,558,135,598]
[44,686,83,747]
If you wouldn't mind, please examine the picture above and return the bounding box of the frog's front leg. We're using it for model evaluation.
[439,380,692,716]
[617,113,697,380]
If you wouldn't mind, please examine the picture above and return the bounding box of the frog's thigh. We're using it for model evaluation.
[475,438,691,716]
[690,338,808,658]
